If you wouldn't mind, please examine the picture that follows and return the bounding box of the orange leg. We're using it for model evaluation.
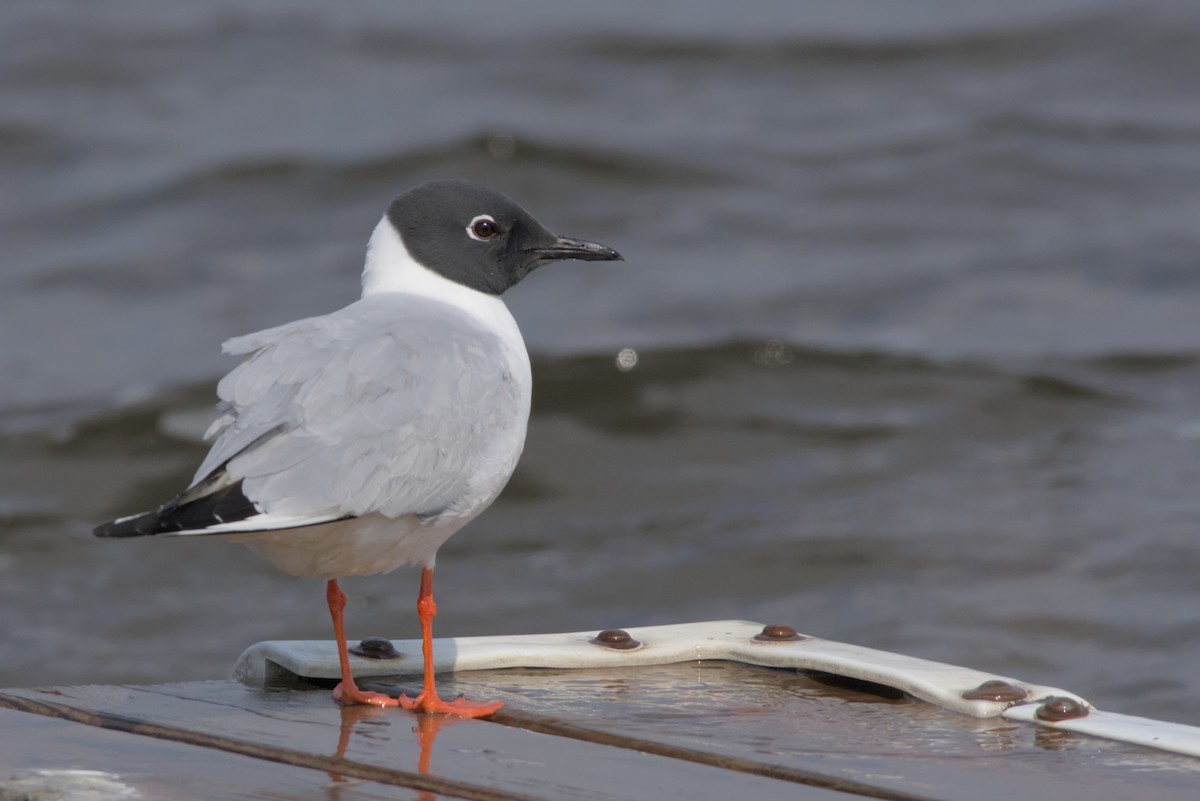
[327,579,400,708]
[397,567,504,718]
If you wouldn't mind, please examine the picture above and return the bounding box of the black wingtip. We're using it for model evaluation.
[93,479,260,539]
[93,512,156,538]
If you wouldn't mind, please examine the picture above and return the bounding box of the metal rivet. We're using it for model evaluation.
[961,680,1028,703]
[753,624,805,643]
[349,637,401,660]
[1036,696,1089,721]
[589,629,641,650]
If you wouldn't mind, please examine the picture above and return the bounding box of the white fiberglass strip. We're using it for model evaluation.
[234,619,1076,717]
[232,619,1200,757]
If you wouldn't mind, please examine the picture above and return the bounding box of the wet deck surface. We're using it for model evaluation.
[2,663,1197,801]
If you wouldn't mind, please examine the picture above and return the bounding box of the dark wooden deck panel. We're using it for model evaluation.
[0,707,458,800]
[2,662,1196,801]
[0,680,849,801]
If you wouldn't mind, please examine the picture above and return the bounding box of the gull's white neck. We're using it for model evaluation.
[361,216,525,348]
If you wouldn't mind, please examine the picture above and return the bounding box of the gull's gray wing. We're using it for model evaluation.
[112,293,525,537]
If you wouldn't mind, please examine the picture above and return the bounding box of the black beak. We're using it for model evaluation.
[534,234,623,263]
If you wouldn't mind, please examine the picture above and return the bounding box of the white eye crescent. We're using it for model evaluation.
[467,214,499,241]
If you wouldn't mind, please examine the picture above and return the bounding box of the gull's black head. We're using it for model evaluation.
[387,179,622,295]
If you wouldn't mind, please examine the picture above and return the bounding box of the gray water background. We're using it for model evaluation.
[3,0,1200,726]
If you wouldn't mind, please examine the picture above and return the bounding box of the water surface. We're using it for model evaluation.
[2,0,1199,726]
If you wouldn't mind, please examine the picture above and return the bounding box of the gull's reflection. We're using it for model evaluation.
[413,713,448,777]
[328,702,460,801]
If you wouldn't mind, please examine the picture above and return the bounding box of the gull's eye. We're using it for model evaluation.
[467,214,500,241]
